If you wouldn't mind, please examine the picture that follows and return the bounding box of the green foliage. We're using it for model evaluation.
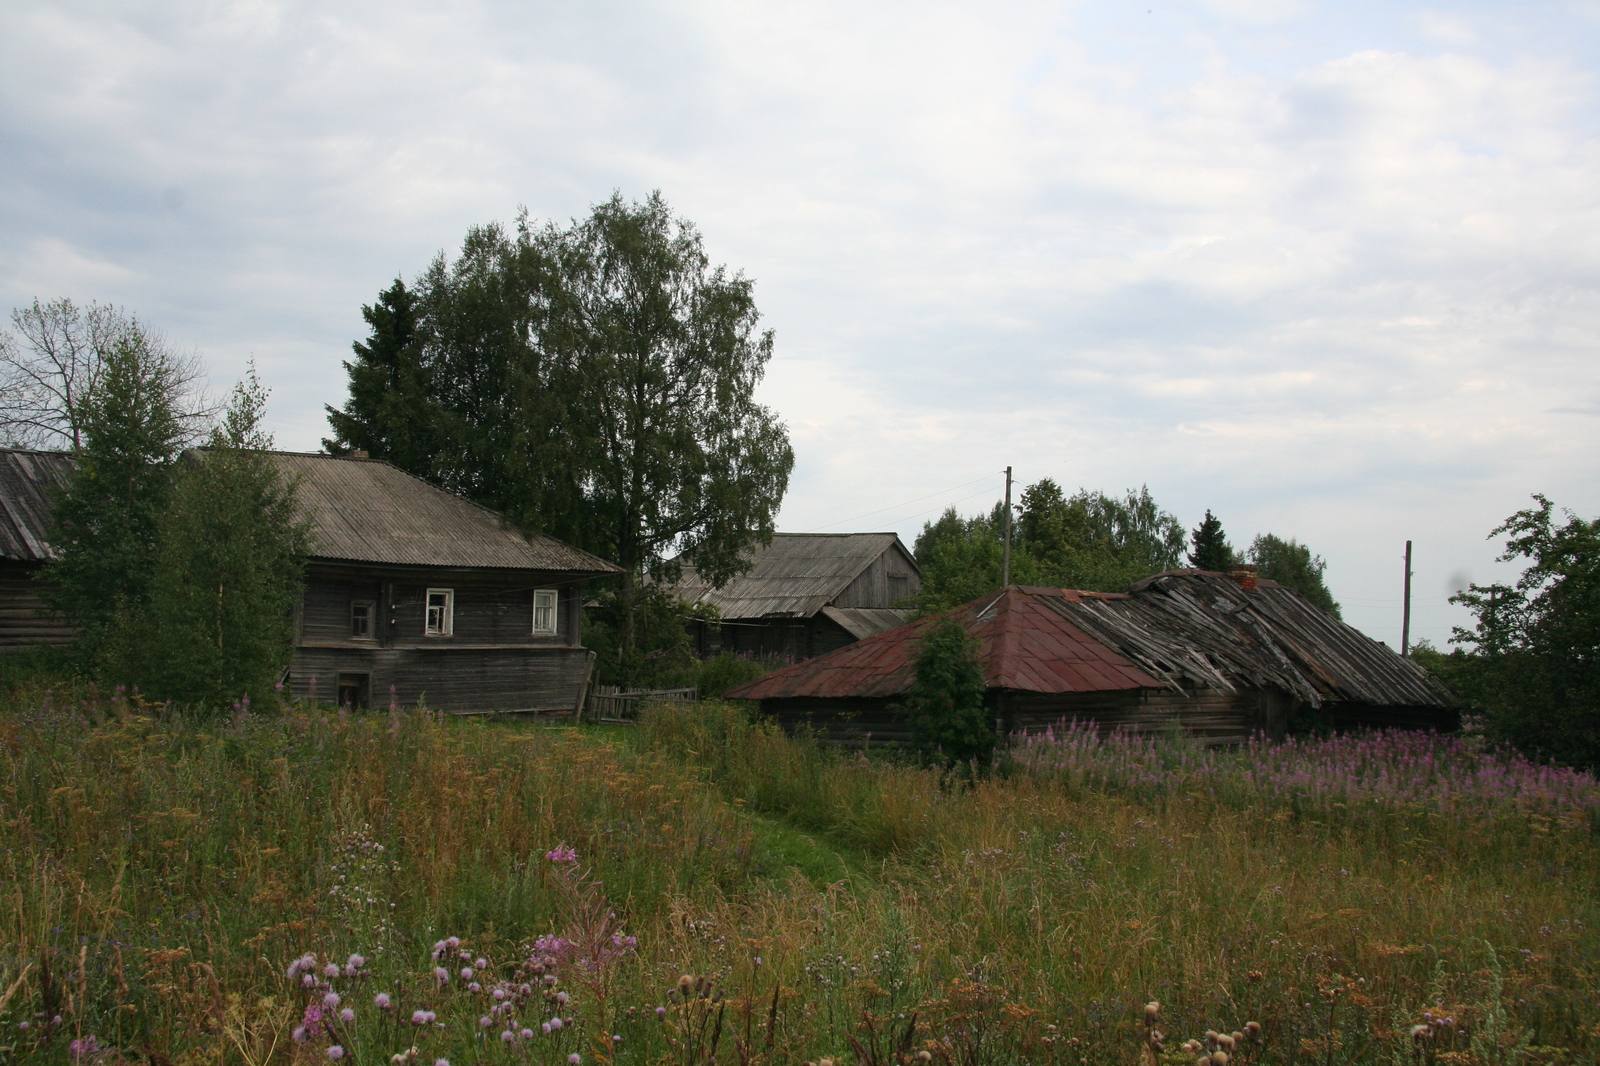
[895,616,994,769]
[42,330,192,662]
[327,192,795,648]
[323,278,436,475]
[1188,508,1239,571]
[1449,495,1600,771]
[1248,532,1341,617]
[114,370,310,707]
[912,482,1187,612]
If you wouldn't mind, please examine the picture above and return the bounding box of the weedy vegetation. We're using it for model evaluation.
[0,691,1595,1065]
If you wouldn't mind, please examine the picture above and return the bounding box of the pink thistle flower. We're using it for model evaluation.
[301,974,316,988]
[521,1029,535,1040]
[323,992,340,1009]
[445,936,460,950]
[501,1031,516,1044]
[541,1022,551,1034]
[480,1017,493,1028]
[340,1008,355,1024]
[411,1010,429,1026]
[318,961,336,980]
[475,957,487,969]
[549,1017,563,1031]
[434,967,449,984]
[469,982,481,993]
[656,1006,666,1018]
[493,989,507,1001]
[555,991,569,1005]
[569,1055,582,1065]
[374,993,391,1010]
[460,967,474,980]
[293,1027,308,1042]
[327,1046,345,1061]
[436,1060,450,1066]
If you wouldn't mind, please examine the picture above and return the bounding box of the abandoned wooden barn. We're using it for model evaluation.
[669,532,921,660]
[273,452,619,712]
[0,449,75,650]
[726,569,1459,744]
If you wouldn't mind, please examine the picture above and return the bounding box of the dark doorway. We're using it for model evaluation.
[337,673,371,709]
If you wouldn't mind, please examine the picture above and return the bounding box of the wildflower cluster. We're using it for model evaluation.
[287,952,371,1059]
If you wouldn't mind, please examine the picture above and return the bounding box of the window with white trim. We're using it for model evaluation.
[533,589,558,635]
[425,588,454,636]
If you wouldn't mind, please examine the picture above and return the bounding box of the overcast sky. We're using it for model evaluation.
[4,0,1599,649]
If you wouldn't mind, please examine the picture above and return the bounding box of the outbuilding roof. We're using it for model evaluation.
[0,449,73,562]
[729,585,1163,700]
[670,532,916,619]
[728,572,1457,710]
[265,452,619,573]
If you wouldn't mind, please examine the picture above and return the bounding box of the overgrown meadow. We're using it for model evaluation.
[0,691,1596,1066]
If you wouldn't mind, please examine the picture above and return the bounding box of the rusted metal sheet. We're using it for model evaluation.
[728,572,1458,714]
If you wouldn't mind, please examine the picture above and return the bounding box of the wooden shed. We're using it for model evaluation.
[0,449,75,650]
[726,570,1459,744]
[669,532,921,660]
[273,452,620,712]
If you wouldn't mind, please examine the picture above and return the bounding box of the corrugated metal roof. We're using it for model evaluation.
[821,606,914,640]
[728,586,1162,700]
[0,450,73,562]
[670,532,916,619]
[728,572,1458,710]
[266,453,619,573]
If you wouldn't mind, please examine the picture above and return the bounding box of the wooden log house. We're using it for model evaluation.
[668,532,921,660]
[272,452,619,711]
[0,449,76,650]
[726,570,1459,744]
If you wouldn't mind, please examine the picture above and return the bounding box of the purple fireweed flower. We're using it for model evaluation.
[545,847,578,864]
[68,1035,101,1060]
[374,993,391,1010]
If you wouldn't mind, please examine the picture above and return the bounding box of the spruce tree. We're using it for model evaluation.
[127,369,309,707]
[43,331,189,662]
[1188,509,1237,572]
[897,616,994,769]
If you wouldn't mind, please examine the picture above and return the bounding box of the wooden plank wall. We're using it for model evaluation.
[0,564,73,649]
[299,566,581,646]
[832,543,921,609]
[289,645,592,712]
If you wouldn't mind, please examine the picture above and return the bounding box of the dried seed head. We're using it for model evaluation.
[1204,1031,1220,1049]
[819,1059,835,1066]
[1210,1053,1229,1066]
[1145,1001,1161,1025]
[1218,1034,1236,1052]
[1244,1022,1262,1041]
[1184,1040,1203,1055]
[916,1053,933,1063]
[677,975,694,993]
[1230,1031,1243,1045]
[1411,1025,1429,1041]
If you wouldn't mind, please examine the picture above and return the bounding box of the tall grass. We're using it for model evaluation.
[0,694,1595,1065]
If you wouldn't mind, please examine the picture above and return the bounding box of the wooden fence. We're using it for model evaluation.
[581,684,699,724]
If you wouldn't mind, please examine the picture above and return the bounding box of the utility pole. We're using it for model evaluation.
[1001,466,1013,588]
[1401,539,1413,656]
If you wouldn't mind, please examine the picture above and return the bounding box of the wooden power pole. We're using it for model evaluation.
[1001,466,1013,588]
[1401,539,1413,656]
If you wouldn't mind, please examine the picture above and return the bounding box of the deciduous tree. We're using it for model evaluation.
[1247,533,1341,618]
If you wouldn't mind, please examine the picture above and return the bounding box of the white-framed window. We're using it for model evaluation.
[350,601,374,639]
[533,588,558,635]
[425,588,454,636]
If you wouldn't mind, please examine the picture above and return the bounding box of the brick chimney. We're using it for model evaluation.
[1228,566,1258,591]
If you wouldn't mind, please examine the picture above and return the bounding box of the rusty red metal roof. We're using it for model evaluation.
[725,586,1163,700]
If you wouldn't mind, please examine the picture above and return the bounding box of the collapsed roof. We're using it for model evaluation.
[728,571,1456,710]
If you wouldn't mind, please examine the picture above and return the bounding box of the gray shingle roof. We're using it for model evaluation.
[266,453,619,573]
[670,532,911,619]
[0,450,73,562]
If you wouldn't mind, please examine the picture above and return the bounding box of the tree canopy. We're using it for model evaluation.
[1430,496,1600,771]
[1188,509,1239,572]
[326,192,794,645]
[1247,534,1341,618]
